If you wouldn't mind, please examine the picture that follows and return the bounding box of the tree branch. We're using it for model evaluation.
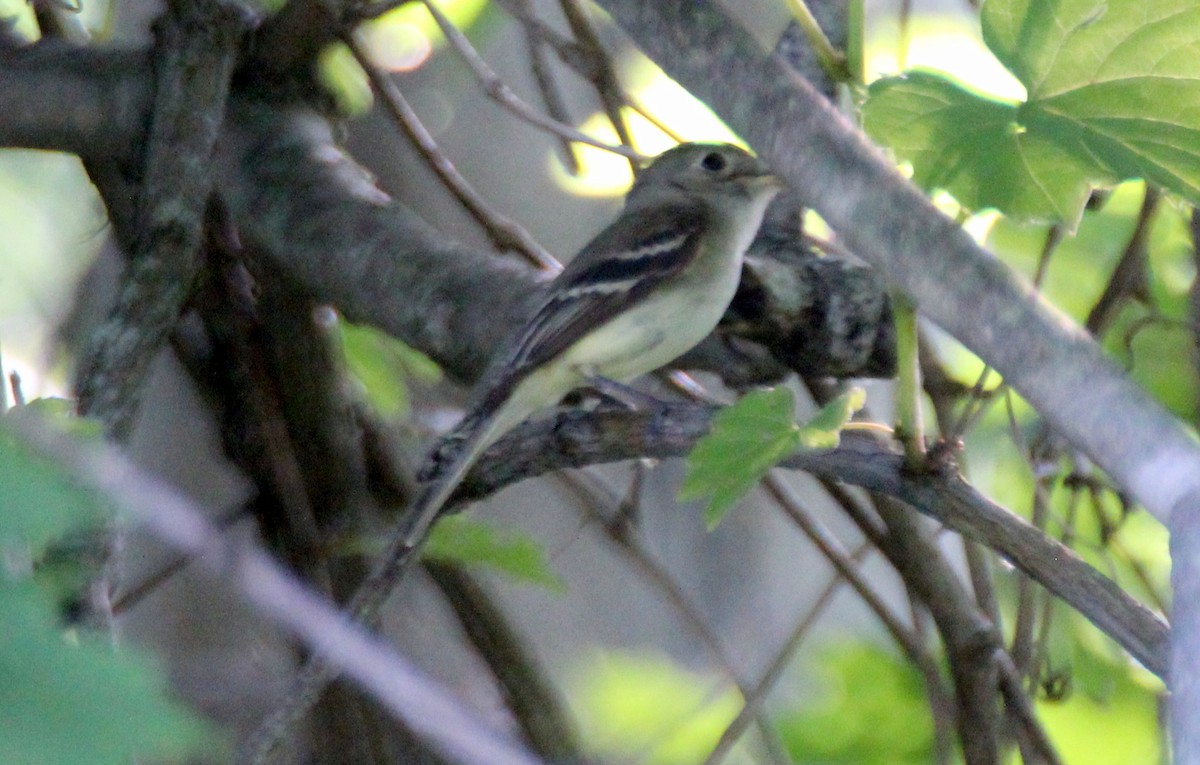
[424,562,585,764]
[451,403,1168,679]
[0,43,149,162]
[73,0,248,438]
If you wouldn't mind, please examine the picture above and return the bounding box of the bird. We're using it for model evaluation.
[400,141,782,546]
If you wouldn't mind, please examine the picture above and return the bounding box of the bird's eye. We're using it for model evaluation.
[699,151,727,173]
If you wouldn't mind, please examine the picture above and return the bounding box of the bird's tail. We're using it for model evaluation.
[343,385,530,625]
[398,384,522,546]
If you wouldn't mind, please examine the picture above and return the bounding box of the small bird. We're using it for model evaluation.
[401,142,782,545]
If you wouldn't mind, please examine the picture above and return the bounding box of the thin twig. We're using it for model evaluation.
[424,561,584,763]
[1027,487,1082,695]
[1086,186,1159,336]
[1008,391,1052,680]
[703,533,873,765]
[494,0,682,146]
[884,500,1004,765]
[623,96,687,144]
[783,0,850,82]
[558,0,637,170]
[996,652,1062,765]
[345,32,561,272]
[814,477,958,765]
[110,505,252,615]
[500,0,686,147]
[519,0,580,173]
[556,469,791,765]
[418,0,643,160]
[766,473,929,669]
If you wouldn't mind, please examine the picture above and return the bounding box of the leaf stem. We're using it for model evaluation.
[784,0,851,83]
[893,292,926,467]
[846,0,865,86]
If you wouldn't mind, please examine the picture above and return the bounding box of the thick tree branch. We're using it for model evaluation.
[0,43,149,162]
[73,0,247,438]
[218,99,543,384]
[450,403,1168,679]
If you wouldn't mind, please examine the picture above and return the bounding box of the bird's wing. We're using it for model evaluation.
[502,202,708,378]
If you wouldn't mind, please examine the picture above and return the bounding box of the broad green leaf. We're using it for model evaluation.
[865,73,1103,222]
[865,0,1200,224]
[1,414,215,764]
[679,387,801,529]
[0,582,216,765]
[680,388,866,529]
[339,321,442,418]
[423,515,565,591]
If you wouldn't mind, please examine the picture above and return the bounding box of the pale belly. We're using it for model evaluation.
[562,256,741,382]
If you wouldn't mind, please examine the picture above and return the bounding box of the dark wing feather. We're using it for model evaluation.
[503,202,707,377]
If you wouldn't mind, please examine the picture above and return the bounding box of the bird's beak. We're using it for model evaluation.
[742,171,785,196]
[758,174,785,190]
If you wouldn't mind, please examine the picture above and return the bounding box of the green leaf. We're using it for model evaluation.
[0,415,217,765]
[0,419,109,552]
[798,386,867,449]
[680,388,866,529]
[679,387,801,529]
[339,320,442,418]
[865,73,1103,222]
[864,0,1200,224]
[0,582,217,765]
[423,515,565,591]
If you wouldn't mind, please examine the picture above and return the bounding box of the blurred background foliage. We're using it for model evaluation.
[0,0,1183,763]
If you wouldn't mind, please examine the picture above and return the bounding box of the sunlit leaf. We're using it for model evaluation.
[317,0,490,115]
[865,0,1200,224]
[680,387,865,529]
[369,0,489,50]
[424,515,564,591]
[678,387,800,529]
[339,321,442,418]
